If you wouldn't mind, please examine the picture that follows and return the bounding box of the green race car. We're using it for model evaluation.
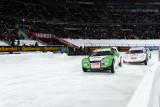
[82,47,123,73]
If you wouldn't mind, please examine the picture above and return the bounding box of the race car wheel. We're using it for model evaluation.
[119,58,123,67]
[83,68,87,72]
[144,59,147,65]
[111,60,115,73]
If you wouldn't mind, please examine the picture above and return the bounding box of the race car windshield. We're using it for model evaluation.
[91,51,113,56]
[127,50,143,54]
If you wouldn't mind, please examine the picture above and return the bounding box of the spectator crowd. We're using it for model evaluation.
[0,0,160,43]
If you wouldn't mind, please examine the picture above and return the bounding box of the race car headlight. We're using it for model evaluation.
[84,61,89,64]
[102,59,109,65]
[84,61,89,66]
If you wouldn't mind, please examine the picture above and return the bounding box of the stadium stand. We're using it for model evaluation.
[0,0,160,47]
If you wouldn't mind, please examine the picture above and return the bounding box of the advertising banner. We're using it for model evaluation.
[84,46,131,52]
[0,46,20,52]
[32,32,52,39]
[3,34,11,38]
[130,9,159,13]
[84,46,107,51]
[131,46,159,50]
[118,46,131,52]
[110,9,159,13]
[0,46,63,52]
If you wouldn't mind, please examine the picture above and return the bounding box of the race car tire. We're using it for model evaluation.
[111,60,115,73]
[83,68,87,72]
[119,57,123,67]
[144,59,147,65]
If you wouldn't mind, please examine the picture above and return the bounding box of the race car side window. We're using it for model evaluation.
[115,48,119,54]
[114,49,119,56]
[111,48,115,55]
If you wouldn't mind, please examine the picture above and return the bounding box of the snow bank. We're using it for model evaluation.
[0,41,8,46]
[127,62,160,107]
[14,40,45,46]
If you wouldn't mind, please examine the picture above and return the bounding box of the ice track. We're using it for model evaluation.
[0,51,158,107]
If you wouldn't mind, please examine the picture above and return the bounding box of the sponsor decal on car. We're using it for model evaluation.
[131,57,137,59]
[91,63,100,66]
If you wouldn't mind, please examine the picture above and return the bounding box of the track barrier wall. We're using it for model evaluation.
[132,46,159,51]
[84,46,131,51]
[159,46,160,61]
[127,62,160,107]
[84,46,158,52]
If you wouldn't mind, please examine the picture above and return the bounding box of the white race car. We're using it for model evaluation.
[123,47,151,65]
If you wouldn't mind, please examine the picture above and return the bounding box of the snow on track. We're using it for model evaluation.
[0,51,158,107]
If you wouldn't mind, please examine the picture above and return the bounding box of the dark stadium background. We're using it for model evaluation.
[0,0,160,52]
